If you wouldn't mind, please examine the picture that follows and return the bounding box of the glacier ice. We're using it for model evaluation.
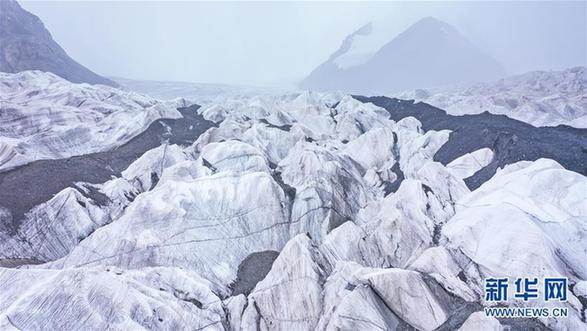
[0,72,586,330]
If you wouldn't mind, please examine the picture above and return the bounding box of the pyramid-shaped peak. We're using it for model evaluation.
[403,16,459,35]
[300,16,505,93]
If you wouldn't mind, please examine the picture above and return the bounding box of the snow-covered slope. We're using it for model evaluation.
[0,71,186,172]
[396,66,587,128]
[300,17,505,94]
[0,91,585,330]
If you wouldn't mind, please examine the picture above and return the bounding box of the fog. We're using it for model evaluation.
[20,1,586,87]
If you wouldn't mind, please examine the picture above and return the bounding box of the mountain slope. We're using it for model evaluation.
[300,17,505,94]
[0,0,117,87]
[396,66,587,128]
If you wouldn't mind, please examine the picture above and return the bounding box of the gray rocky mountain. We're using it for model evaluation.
[0,0,117,86]
[300,17,505,94]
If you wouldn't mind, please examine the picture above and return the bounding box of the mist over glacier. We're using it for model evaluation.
[19,0,586,87]
[1,1,586,330]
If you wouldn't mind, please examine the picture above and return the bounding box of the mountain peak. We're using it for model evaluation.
[300,17,505,94]
[413,16,450,27]
[391,17,462,45]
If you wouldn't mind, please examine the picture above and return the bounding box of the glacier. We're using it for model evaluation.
[0,71,188,172]
[396,66,587,128]
[0,71,586,330]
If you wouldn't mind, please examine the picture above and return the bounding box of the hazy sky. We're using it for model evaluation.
[20,1,586,86]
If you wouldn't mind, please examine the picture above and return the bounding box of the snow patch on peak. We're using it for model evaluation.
[332,22,379,70]
[332,17,460,71]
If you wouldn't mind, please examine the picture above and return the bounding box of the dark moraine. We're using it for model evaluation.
[0,105,215,231]
[354,96,587,190]
[258,118,292,132]
[231,250,280,296]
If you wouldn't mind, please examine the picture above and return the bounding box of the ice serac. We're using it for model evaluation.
[278,140,374,240]
[0,0,117,87]
[300,17,505,94]
[0,91,586,330]
[408,247,478,302]
[318,263,403,330]
[0,267,226,330]
[447,148,494,179]
[354,95,587,190]
[365,268,448,330]
[444,159,587,280]
[0,72,214,246]
[57,170,290,285]
[443,159,587,329]
[240,234,324,330]
[0,144,190,264]
[0,71,182,172]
